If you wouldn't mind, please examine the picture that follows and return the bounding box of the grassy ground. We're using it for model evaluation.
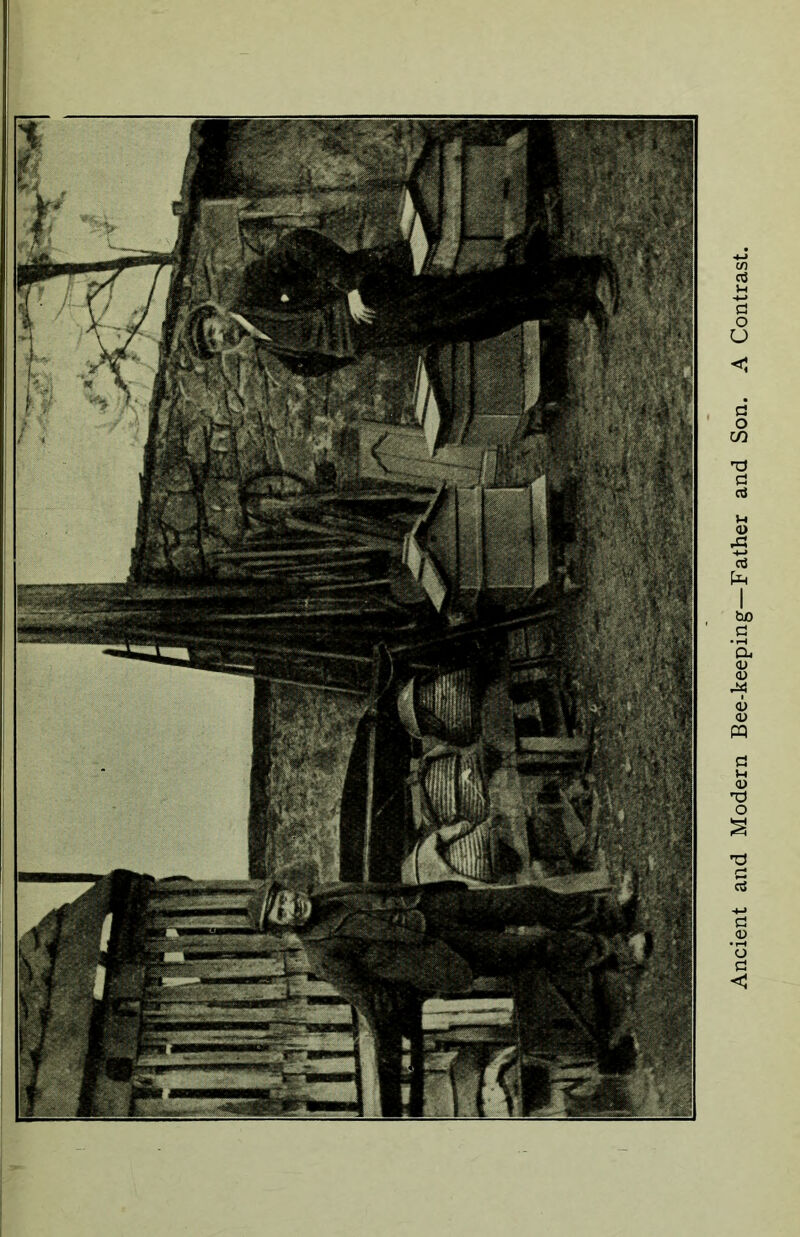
[505,119,695,1114]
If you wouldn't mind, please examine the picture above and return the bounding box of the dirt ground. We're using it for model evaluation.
[505,119,695,1115]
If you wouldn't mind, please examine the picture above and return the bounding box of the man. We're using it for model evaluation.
[186,227,619,377]
[247,866,646,1034]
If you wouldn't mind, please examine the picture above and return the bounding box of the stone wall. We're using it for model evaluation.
[266,684,362,883]
[134,118,426,583]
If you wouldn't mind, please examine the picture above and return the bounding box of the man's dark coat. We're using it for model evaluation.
[233,228,604,377]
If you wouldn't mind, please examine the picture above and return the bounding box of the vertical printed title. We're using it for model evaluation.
[727,249,751,989]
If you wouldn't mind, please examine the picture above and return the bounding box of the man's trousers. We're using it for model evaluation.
[355,258,604,351]
[418,883,607,978]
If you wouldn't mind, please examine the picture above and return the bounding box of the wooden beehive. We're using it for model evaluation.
[399,132,540,447]
[402,480,553,614]
[424,325,540,449]
[399,131,530,276]
[412,354,444,454]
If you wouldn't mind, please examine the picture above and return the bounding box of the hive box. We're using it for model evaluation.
[399,130,530,275]
[422,325,540,449]
[402,480,552,614]
[399,131,540,446]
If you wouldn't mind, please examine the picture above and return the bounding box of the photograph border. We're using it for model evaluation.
[11,112,699,1123]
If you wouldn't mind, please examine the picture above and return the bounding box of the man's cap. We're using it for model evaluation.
[185,303,224,359]
[247,880,281,932]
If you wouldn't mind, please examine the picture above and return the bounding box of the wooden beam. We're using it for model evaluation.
[18,871,105,884]
[391,602,560,657]
[102,650,365,696]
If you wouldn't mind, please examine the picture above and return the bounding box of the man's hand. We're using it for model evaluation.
[347,288,376,325]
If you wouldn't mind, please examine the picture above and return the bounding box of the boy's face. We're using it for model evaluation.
[266,886,313,928]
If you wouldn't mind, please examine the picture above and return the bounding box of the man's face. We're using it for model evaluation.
[267,886,313,928]
[202,312,242,354]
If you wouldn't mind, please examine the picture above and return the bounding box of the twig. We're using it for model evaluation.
[92,322,163,346]
[53,272,75,321]
[85,291,126,382]
[18,287,35,443]
[115,264,167,361]
[87,269,120,324]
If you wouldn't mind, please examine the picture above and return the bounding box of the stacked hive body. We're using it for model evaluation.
[399,130,540,451]
[399,130,531,277]
[403,480,552,615]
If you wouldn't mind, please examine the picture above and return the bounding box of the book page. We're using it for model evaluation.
[3,2,798,1234]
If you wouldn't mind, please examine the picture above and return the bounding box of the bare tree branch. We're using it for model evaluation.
[17,251,174,288]
[93,322,163,346]
[79,259,169,437]
[18,288,35,444]
[82,211,166,256]
[17,283,55,445]
[86,268,121,325]
[16,122,172,442]
[85,281,125,377]
[115,263,168,361]
[107,238,170,256]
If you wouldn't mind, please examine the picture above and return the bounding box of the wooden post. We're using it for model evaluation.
[16,583,412,652]
[17,583,284,645]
